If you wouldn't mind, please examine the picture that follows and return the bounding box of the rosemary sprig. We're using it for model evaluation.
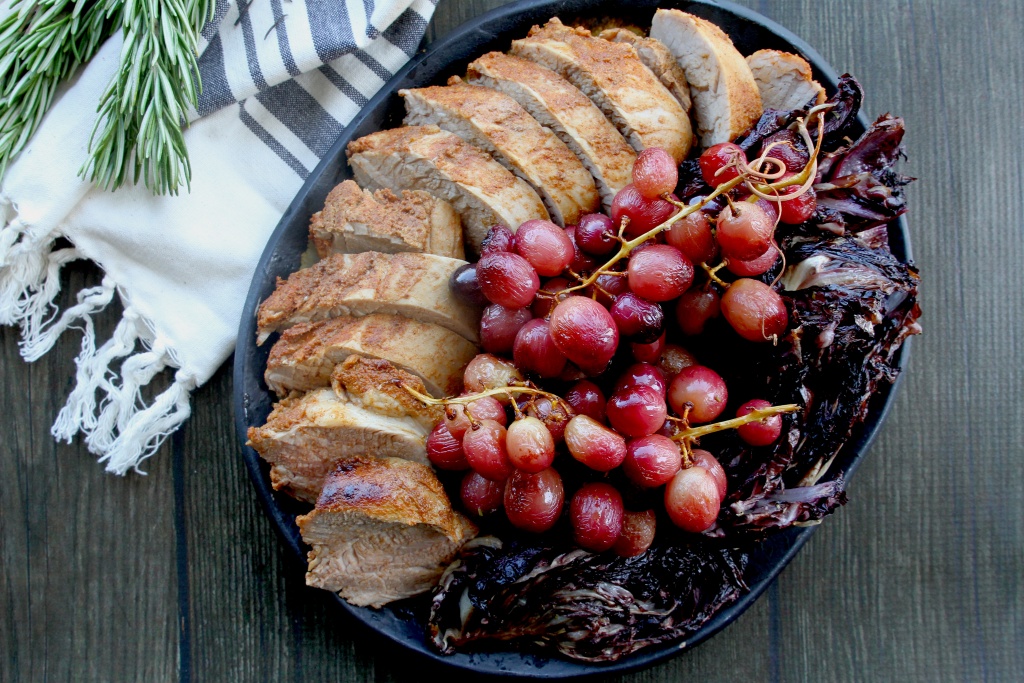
[0,0,117,181]
[80,0,215,195]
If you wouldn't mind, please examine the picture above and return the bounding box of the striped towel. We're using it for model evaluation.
[0,0,437,474]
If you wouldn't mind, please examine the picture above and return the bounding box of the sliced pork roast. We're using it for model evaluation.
[745,49,826,111]
[255,251,480,345]
[465,52,635,210]
[309,180,464,259]
[400,81,598,226]
[598,28,693,113]
[650,9,762,148]
[248,356,441,503]
[298,456,477,608]
[265,313,475,398]
[511,18,692,162]
[346,125,547,253]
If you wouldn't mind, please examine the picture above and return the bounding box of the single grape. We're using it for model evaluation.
[445,396,507,441]
[611,184,679,239]
[449,263,488,306]
[614,362,667,396]
[627,244,693,302]
[504,467,564,533]
[610,292,665,343]
[632,147,679,199]
[665,466,721,532]
[588,271,629,308]
[426,422,469,470]
[463,419,514,481]
[480,304,532,355]
[476,251,540,309]
[720,278,788,342]
[575,213,618,256]
[715,202,775,261]
[725,240,780,277]
[513,318,567,379]
[690,448,727,501]
[667,365,728,423]
[570,483,625,551]
[606,385,668,438]
[623,434,682,487]
[631,332,666,364]
[519,396,574,443]
[755,197,780,224]
[566,225,600,273]
[461,471,504,516]
[506,416,556,472]
[735,399,783,447]
[762,129,809,173]
[533,276,570,318]
[656,343,698,377]
[463,354,524,395]
[514,219,574,276]
[676,288,721,336]
[699,142,745,186]
[613,509,657,557]
[665,210,717,265]
[549,296,620,376]
[565,380,607,423]
[778,184,817,224]
[481,225,514,254]
[564,415,627,471]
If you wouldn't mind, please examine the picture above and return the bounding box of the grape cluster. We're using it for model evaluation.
[432,143,811,554]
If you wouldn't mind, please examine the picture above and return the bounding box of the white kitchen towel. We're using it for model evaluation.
[0,0,436,474]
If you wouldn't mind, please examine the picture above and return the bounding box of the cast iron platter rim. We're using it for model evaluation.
[233,0,913,677]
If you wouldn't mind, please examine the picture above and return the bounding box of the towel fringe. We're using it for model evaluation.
[1,203,195,475]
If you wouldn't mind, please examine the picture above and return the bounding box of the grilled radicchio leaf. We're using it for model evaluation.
[430,538,747,662]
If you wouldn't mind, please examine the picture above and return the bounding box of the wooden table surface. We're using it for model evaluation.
[3,0,1021,681]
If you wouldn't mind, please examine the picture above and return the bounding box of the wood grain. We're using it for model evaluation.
[2,1,1021,681]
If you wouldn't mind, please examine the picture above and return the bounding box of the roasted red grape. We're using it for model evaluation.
[613,509,657,557]
[476,251,540,309]
[445,396,507,441]
[480,304,532,355]
[721,278,788,342]
[665,466,721,532]
[632,147,678,199]
[699,142,745,186]
[513,318,567,379]
[606,385,667,438]
[570,482,625,551]
[626,244,693,302]
[506,416,556,472]
[614,362,667,396]
[656,343,697,377]
[549,295,619,376]
[715,202,774,261]
[514,219,574,276]
[575,213,618,256]
[610,291,665,342]
[690,449,727,501]
[565,225,600,273]
[611,184,679,239]
[665,210,717,264]
[504,467,564,533]
[565,380,606,423]
[519,395,573,443]
[426,422,469,470]
[463,353,524,395]
[676,288,721,336]
[564,415,627,471]
[778,184,817,224]
[533,276,570,318]
[623,434,682,487]
[762,129,809,173]
[449,263,488,306]
[481,225,514,254]
[461,471,504,516]
[631,332,666,364]
[588,271,629,308]
[463,419,514,481]
[735,399,783,446]
[725,240,780,277]
[667,365,728,423]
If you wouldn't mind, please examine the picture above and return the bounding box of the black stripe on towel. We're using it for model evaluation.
[269,0,301,77]
[317,64,369,108]
[354,49,391,82]
[239,3,269,90]
[255,80,343,158]
[195,34,236,117]
[304,0,357,64]
[239,104,310,178]
[381,7,427,57]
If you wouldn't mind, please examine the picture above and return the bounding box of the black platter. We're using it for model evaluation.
[233,0,912,677]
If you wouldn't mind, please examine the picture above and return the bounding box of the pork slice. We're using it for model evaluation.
[346,125,547,254]
[650,9,763,148]
[298,457,477,608]
[400,82,598,226]
[255,251,480,345]
[510,18,692,162]
[309,180,464,259]
[465,52,635,210]
[599,28,693,113]
[745,49,826,111]
[265,313,475,398]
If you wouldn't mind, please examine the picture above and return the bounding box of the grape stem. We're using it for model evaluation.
[396,382,573,415]
[672,403,800,444]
